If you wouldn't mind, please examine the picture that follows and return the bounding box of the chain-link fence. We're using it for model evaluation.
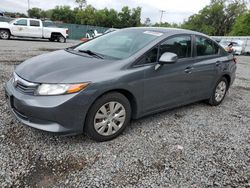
[212,36,250,54]
[0,17,109,40]
[54,23,108,40]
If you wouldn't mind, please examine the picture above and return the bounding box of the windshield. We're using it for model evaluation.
[74,29,162,59]
[9,19,16,24]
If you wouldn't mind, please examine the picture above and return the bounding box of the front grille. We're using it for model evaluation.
[13,73,38,95]
[13,107,29,120]
[16,82,37,95]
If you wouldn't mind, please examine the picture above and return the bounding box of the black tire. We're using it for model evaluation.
[49,38,55,42]
[208,77,229,106]
[0,29,10,40]
[85,92,131,142]
[57,35,66,43]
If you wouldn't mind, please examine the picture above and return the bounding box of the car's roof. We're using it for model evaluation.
[16,17,41,21]
[125,27,208,37]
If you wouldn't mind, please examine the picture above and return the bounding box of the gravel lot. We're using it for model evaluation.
[0,39,249,187]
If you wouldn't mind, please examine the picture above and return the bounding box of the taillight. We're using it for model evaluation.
[66,29,69,34]
[233,57,237,64]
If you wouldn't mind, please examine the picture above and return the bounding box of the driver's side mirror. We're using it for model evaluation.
[155,52,178,70]
[159,52,178,64]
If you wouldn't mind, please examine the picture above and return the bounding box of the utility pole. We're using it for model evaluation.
[159,10,166,24]
[27,0,30,10]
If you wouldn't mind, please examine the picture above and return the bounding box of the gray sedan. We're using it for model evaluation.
[5,27,236,141]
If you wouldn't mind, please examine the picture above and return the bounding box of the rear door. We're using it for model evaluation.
[189,35,221,99]
[27,20,43,38]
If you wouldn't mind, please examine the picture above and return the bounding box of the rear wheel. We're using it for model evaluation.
[85,92,131,142]
[0,30,10,40]
[208,77,228,106]
[57,35,66,43]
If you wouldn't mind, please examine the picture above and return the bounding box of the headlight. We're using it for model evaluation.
[36,83,89,96]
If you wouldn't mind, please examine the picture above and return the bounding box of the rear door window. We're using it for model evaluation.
[30,20,40,27]
[196,36,219,56]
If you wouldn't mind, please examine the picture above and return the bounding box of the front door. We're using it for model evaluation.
[10,19,28,37]
[142,35,195,113]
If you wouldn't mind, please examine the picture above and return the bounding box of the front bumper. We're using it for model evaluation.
[4,79,94,135]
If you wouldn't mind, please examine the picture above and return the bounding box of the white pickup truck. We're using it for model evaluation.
[0,18,68,42]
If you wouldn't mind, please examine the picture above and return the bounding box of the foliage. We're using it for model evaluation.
[230,11,250,35]
[151,22,180,28]
[28,8,43,18]
[51,6,76,23]
[25,5,141,28]
[4,0,250,35]
[75,0,87,10]
[4,11,27,18]
[181,0,247,36]
[143,18,151,26]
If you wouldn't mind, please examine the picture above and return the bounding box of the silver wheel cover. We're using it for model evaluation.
[0,31,9,39]
[215,81,227,102]
[94,101,126,136]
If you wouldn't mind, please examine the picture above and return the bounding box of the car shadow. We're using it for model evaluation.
[8,38,60,43]
[29,101,208,146]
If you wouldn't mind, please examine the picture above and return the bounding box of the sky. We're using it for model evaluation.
[0,0,211,23]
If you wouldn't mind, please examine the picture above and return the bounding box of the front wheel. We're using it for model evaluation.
[0,30,10,40]
[208,77,229,106]
[85,92,131,142]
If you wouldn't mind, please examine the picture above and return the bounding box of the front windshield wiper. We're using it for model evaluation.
[78,50,104,59]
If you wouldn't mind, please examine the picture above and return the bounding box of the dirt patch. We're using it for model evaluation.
[234,86,250,91]
[17,155,90,188]
[38,48,61,52]
[238,77,250,82]
[0,60,24,65]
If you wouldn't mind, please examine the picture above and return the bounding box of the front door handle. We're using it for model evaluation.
[215,61,221,66]
[184,66,193,73]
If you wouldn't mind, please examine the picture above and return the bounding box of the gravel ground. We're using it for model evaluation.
[0,38,249,188]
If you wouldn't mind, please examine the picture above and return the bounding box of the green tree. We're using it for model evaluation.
[230,11,250,35]
[118,6,131,28]
[75,0,87,10]
[75,5,96,25]
[51,6,76,23]
[153,22,171,27]
[181,0,247,35]
[4,11,27,18]
[28,8,43,18]
[143,18,151,26]
[130,7,141,27]
[117,6,141,28]
[104,8,119,28]
[5,4,143,28]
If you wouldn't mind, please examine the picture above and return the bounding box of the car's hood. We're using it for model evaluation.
[0,21,10,28]
[15,50,118,83]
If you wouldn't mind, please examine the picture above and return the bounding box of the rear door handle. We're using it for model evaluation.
[184,66,193,73]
